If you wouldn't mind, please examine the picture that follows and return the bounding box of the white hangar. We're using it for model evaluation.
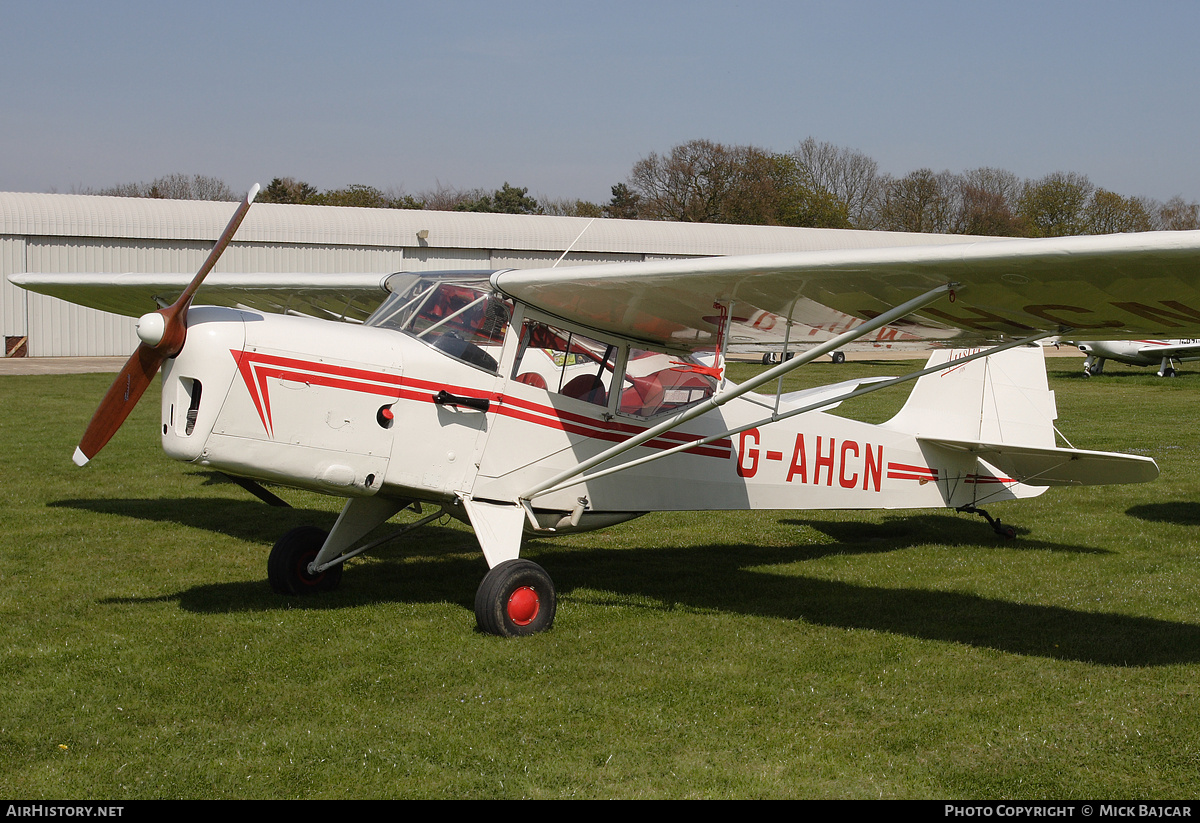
[0,191,955,358]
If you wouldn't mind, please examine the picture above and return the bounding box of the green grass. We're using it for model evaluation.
[2,360,1200,798]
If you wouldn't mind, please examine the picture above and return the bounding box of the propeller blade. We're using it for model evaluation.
[74,344,166,466]
[73,184,260,465]
[170,183,260,321]
[154,183,261,356]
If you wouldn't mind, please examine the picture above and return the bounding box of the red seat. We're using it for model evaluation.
[560,374,606,405]
[515,372,548,389]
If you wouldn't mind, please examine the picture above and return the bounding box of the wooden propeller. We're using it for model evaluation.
[73,184,259,466]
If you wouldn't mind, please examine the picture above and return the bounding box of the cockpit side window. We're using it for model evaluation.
[617,349,718,419]
[511,320,618,408]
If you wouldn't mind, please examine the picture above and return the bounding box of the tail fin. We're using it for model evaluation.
[884,346,1156,489]
[882,345,1056,447]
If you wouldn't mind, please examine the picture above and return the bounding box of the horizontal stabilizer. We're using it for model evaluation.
[773,375,894,412]
[919,437,1159,487]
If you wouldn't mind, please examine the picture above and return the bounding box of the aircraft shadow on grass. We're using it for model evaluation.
[54,496,1200,668]
[1126,501,1200,526]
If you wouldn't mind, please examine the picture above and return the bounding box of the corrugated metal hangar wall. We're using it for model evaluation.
[0,192,942,357]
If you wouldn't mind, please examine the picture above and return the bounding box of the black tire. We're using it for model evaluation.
[1163,368,1177,378]
[831,351,846,364]
[267,526,342,595]
[474,559,556,637]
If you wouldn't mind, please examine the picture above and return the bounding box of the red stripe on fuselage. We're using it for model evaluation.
[231,351,731,459]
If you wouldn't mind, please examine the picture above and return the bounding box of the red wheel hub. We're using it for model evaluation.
[296,550,323,585]
[507,586,540,626]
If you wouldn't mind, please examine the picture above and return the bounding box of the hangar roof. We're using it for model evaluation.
[0,191,974,257]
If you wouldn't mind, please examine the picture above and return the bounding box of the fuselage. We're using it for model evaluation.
[1077,339,1200,366]
[160,275,1040,531]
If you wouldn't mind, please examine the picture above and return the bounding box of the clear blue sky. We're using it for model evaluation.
[4,0,1198,205]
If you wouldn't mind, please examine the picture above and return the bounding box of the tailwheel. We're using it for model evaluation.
[474,559,556,637]
[268,525,342,595]
[957,504,1018,540]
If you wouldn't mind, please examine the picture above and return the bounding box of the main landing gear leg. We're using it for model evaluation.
[957,505,1017,539]
[267,496,412,596]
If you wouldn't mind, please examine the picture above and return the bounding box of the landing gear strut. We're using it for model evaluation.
[474,559,557,636]
[957,505,1017,539]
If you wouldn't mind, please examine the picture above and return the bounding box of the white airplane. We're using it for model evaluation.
[12,185,1200,636]
[1077,339,1200,377]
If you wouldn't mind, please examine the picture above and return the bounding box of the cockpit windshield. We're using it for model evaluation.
[368,273,512,372]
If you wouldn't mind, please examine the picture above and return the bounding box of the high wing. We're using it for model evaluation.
[8,272,391,323]
[491,231,1200,351]
[13,230,1200,348]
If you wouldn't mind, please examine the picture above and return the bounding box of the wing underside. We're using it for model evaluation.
[12,231,1200,349]
[492,231,1200,352]
[8,272,391,323]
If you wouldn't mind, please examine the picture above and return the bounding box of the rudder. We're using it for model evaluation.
[881,346,1057,447]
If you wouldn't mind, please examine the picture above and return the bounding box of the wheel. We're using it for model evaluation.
[474,559,556,637]
[831,351,846,364]
[1162,368,1177,378]
[267,525,341,595]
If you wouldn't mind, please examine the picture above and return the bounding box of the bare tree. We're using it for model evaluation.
[91,174,236,201]
[876,169,956,233]
[629,139,744,222]
[1156,196,1200,231]
[952,167,1025,236]
[416,181,489,211]
[790,138,884,228]
[541,197,603,217]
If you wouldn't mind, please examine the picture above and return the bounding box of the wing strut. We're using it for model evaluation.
[519,282,958,503]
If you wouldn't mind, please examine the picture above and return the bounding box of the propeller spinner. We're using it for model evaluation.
[73,184,260,466]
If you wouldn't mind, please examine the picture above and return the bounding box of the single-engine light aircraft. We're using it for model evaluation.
[13,185,1200,636]
[1077,339,1200,377]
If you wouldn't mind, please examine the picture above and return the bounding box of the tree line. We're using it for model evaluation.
[81,138,1200,236]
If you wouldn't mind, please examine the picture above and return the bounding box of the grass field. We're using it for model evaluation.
[2,357,1199,798]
